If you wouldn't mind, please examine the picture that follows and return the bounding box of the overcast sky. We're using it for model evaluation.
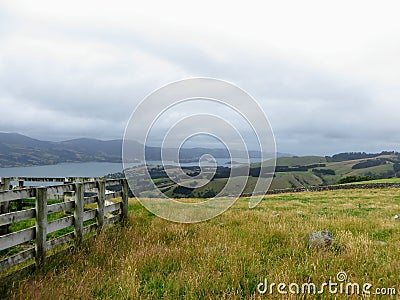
[1,1,400,155]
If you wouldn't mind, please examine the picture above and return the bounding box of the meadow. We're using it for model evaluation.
[147,153,400,198]
[5,188,400,299]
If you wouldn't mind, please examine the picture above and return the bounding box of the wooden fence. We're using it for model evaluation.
[0,177,129,276]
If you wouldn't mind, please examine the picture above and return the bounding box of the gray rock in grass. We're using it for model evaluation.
[309,230,333,249]
[374,241,387,246]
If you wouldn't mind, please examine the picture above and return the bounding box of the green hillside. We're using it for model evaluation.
[272,172,323,189]
[345,178,400,185]
[267,153,399,188]
[276,155,327,166]
[154,153,400,198]
[122,152,400,198]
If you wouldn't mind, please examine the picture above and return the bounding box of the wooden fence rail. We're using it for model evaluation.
[0,177,128,276]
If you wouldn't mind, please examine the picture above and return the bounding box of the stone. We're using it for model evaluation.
[374,241,387,246]
[309,230,333,249]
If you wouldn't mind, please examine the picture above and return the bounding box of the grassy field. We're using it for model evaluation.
[260,154,399,188]
[346,178,400,185]
[134,154,400,197]
[5,188,400,299]
[272,156,327,167]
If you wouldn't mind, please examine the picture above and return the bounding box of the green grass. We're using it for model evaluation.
[252,154,399,189]
[345,178,400,185]
[140,155,400,196]
[5,188,400,299]
[276,155,327,167]
[271,173,323,189]
[9,211,66,233]
[347,163,394,177]
[162,172,325,198]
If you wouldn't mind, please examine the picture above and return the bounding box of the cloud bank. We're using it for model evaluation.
[1,0,400,155]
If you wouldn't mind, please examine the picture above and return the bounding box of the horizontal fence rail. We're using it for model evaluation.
[0,177,128,276]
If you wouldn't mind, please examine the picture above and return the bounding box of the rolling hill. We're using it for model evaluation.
[0,132,275,168]
[134,151,400,197]
[0,133,126,167]
[260,152,400,189]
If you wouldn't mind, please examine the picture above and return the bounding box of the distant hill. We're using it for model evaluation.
[135,151,400,197]
[0,132,282,168]
[245,151,400,190]
[0,133,126,167]
[325,151,398,162]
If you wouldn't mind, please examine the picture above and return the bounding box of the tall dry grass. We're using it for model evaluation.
[7,188,400,299]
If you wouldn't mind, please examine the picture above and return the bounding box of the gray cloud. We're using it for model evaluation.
[0,3,399,155]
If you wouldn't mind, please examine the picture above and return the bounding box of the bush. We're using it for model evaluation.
[326,152,380,162]
[352,159,386,170]
[203,189,217,198]
[312,169,335,176]
[338,176,373,184]
[172,186,194,196]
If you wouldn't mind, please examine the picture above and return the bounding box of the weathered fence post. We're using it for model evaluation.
[16,180,24,211]
[121,179,129,224]
[96,179,105,232]
[74,183,84,247]
[0,177,10,191]
[35,187,48,270]
[63,191,74,215]
[0,177,11,235]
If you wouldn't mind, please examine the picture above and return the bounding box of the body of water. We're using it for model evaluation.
[0,158,263,178]
[0,162,125,178]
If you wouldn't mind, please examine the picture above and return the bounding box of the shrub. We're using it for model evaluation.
[338,176,373,184]
[312,169,335,176]
[352,159,386,170]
